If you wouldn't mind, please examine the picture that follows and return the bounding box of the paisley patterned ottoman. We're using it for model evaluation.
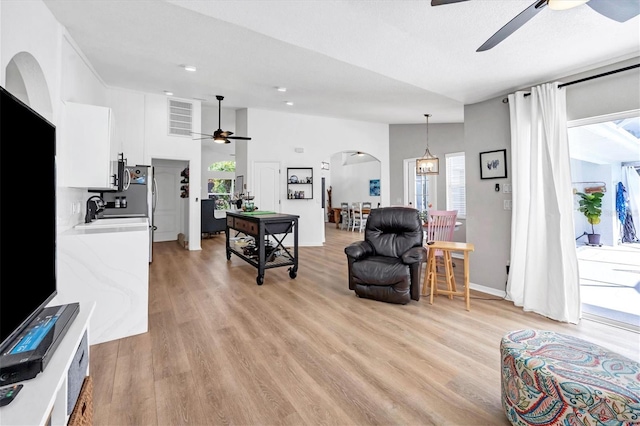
[500,329,640,425]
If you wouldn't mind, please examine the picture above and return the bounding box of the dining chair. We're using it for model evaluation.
[424,210,458,244]
[340,202,351,230]
[359,201,372,232]
[424,210,458,298]
[351,201,363,232]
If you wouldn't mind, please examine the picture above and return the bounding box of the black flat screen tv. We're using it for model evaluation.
[0,86,57,353]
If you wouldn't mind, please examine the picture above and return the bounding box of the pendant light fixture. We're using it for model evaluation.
[416,114,439,175]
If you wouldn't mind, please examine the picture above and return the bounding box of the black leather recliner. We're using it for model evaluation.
[344,207,427,304]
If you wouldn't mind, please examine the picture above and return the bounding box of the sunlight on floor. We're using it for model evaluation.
[578,244,640,329]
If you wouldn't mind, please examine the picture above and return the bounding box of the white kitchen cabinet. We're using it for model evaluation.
[60,101,116,189]
[56,223,149,345]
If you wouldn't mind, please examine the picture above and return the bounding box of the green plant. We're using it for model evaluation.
[576,191,604,234]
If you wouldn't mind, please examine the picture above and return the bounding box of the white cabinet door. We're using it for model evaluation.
[60,101,114,188]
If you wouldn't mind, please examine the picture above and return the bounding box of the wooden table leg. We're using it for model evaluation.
[464,252,470,311]
[422,251,429,297]
[428,250,437,304]
[444,250,456,299]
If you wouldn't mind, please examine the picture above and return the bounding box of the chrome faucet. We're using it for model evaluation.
[85,195,105,223]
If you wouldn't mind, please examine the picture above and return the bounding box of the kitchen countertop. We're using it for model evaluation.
[68,217,149,235]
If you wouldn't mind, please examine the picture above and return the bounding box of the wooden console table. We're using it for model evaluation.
[226,211,299,285]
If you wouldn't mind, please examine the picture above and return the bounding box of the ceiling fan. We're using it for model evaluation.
[431,0,640,52]
[192,95,252,144]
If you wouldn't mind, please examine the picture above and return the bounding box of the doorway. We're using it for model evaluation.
[152,159,188,242]
[327,151,381,231]
[568,110,640,330]
[403,158,437,210]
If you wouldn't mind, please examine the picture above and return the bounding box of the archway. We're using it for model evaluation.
[324,150,381,227]
[5,51,53,121]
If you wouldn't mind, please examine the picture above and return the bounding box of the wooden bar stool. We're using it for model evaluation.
[422,241,475,311]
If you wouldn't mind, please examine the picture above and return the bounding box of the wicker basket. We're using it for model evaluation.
[68,376,93,426]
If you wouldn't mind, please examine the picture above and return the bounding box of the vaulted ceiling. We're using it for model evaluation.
[44,0,640,124]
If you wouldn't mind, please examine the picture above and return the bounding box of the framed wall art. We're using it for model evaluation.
[479,149,507,179]
[369,179,381,196]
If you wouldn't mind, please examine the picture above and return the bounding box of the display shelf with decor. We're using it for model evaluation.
[287,167,313,199]
[180,167,189,198]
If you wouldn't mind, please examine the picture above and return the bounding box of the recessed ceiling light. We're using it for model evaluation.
[276,87,287,92]
[183,65,197,72]
[285,101,294,106]
[164,91,174,96]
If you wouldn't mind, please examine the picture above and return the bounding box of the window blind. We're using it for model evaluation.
[446,152,466,218]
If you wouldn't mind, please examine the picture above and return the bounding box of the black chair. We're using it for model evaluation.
[344,207,427,304]
[201,198,226,237]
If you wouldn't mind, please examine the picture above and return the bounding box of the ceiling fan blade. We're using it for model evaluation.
[587,0,640,22]
[477,0,547,52]
[193,136,213,140]
[190,132,214,137]
[227,136,252,140]
[431,0,469,5]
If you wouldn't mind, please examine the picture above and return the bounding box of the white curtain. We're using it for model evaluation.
[507,82,581,324]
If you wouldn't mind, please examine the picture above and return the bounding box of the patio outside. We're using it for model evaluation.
[578,243,640,331]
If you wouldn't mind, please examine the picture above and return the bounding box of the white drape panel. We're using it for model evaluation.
[506,82,581,324]
[623,166,640,226]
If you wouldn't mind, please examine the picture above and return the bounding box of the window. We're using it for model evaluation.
[207,161,237,209]
[208,161,235,172]
[446,152,466,218]
[208,179,234,209]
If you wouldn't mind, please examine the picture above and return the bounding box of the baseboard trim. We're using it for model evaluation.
[469,282,507,298]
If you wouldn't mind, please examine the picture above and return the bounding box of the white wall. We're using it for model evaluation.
[244,108,389,246]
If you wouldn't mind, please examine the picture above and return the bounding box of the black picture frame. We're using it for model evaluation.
[479,149,507,179]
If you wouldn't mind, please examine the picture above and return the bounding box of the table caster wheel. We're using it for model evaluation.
[257,275,264,285]
[289,268,297,279]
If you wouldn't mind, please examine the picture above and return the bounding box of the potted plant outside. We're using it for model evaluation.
[576,191,604,245]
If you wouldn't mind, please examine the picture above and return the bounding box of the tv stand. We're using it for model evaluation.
[0,301,94,425]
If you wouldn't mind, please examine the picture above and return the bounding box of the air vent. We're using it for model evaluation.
[168,99,192,136]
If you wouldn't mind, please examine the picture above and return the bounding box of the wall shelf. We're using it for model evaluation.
[287,167,313,199]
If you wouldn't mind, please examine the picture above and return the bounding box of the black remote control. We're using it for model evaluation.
[0,384,23,407]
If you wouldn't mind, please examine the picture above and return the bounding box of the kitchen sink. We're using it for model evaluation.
[74,217,148,229]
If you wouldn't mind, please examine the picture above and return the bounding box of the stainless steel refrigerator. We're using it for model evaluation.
[101,165,156,262]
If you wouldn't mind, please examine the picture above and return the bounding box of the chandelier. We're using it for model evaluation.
[416,114,439,175]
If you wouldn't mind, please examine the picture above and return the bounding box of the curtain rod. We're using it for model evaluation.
[502,63,640,102]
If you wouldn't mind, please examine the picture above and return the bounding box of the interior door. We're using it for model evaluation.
[253,161,280,213]
[152,163,183,242]
[403,158,437,210]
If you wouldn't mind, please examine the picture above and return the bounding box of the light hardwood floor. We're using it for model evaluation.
[91,223,640,426]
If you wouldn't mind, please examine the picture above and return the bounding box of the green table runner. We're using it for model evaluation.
[242,211,277,216]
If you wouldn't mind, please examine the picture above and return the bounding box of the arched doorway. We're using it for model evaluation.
[5,51,53,121]
[324,150,381,228]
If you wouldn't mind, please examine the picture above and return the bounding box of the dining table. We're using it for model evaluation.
[330,206,371,228]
